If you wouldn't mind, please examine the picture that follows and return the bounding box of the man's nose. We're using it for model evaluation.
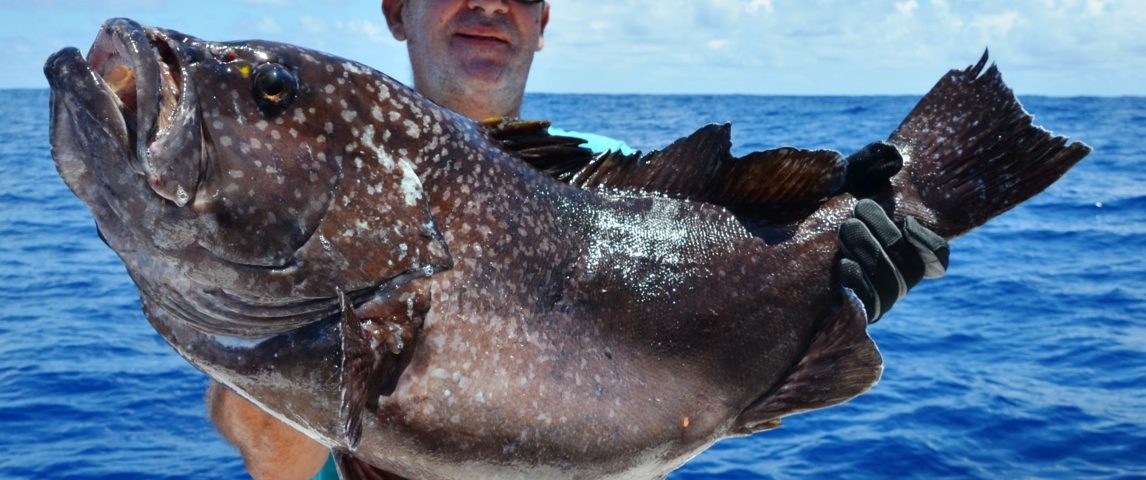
[467,0,509,14]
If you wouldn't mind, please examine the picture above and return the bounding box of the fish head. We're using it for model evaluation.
[46,18,451,337]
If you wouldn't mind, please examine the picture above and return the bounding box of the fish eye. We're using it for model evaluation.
[251,63,298,116]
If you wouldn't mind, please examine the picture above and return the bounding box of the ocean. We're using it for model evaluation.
[2,88,1143,479]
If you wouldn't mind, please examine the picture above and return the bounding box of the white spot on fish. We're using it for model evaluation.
[398,160,423,206]
[404,119,421,139]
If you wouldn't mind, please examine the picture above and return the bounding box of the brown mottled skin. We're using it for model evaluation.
[46,18,1088,480]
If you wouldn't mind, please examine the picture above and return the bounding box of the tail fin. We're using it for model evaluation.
[888,51,1091,238]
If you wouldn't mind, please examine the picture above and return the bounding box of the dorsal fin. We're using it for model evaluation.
[487,119,892,225]
[734,291,883,434]
[480,117,595,180]
[572,123,733,196]
[572,123,850,224]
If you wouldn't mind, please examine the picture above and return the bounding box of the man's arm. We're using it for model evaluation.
[207,381,330,480]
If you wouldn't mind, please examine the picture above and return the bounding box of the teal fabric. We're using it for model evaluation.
[311,453,338,480]
[548,126,637,155]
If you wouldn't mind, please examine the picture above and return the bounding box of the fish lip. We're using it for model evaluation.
[72,18,201,206]
[83,18,163,171]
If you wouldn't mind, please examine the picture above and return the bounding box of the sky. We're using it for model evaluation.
[4,0,1143,96]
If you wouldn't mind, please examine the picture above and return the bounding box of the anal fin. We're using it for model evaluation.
[735,290,883,434]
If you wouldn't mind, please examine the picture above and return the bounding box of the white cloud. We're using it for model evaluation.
[253,16,282,35]
[972,11,1023,37]
[299,15,326,35]
[747,0,773,14]
[342,20,390,44]
[706,39,730,50]
[895,0,919,16]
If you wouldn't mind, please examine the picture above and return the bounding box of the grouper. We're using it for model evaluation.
[45,18,1090,479]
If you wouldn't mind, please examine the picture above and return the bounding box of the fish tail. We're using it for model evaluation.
[886,51,1091,238]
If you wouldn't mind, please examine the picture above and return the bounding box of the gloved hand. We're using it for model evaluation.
[838,199,949,323]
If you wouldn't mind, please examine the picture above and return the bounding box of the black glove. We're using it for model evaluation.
[838,199,949,323]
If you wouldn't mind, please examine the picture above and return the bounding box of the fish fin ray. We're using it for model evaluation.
[889,49,1091,237]
[481,117,595,179]
[713,147,847,224]
[336,284,426,449]
[570,123,849,224]
[734,290,882,433]
[334,450,411,480]
[337,289,370,449]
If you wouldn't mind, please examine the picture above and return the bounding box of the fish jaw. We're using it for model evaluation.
[45,45,135,241]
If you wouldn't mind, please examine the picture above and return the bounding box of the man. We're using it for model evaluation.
[384,0,548,120]
[209,1,947,479]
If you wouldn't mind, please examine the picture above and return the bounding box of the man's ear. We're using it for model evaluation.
[537,2,550,51]
[382,0,408,41]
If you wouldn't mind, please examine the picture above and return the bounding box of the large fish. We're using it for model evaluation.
[46,18,1089,480]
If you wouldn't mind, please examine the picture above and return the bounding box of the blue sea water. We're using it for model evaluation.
[2,88,1144,479]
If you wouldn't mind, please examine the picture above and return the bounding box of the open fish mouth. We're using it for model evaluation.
[46,17,200,208]
[88,18,184,159]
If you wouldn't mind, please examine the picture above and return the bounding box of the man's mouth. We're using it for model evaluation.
[454,30,510,46]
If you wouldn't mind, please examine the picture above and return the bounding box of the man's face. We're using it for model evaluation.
[384,0,549,117]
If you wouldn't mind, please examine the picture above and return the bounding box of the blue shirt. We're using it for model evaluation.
[548,126,637,155]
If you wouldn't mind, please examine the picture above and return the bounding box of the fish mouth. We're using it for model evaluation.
[46,17,201,208]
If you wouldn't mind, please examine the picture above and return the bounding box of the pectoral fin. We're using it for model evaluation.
[734,290,883,433]
[337,282,430,449]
